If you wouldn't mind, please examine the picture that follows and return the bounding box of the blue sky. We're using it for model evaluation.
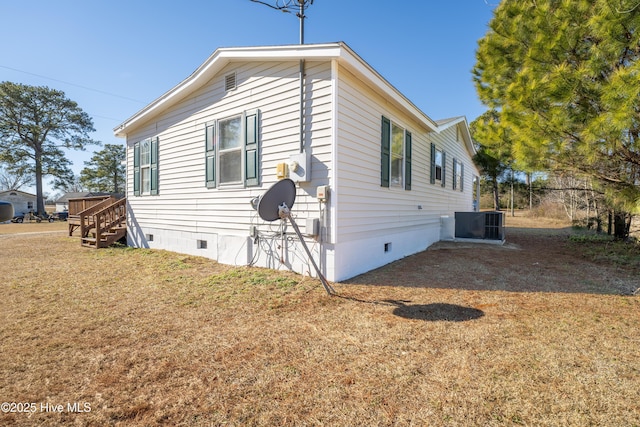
[1,0,497,196]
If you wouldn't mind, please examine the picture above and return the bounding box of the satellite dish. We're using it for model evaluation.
[0,201,14,222]
[256,179,334,295]
[257,178,296,222]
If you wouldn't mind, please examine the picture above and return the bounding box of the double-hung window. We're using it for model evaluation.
[430,143,446,187]
[381,116,411,190]
[206,110,260,188]
[140,139,151,193]
[133,137,159,196]
[219,116,243,184]
[453,158,464,191]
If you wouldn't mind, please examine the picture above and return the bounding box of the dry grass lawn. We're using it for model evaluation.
[0,220,68,235]
[0,215,638,426]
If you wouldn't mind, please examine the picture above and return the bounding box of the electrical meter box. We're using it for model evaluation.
[316,185,329,202]
[288,152,310,182]
[276,162,289,179]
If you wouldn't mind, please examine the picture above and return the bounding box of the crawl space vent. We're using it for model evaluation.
[225,72,236,91]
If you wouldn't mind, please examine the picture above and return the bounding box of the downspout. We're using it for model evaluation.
[298,0,305,153]
[299,59,305,153]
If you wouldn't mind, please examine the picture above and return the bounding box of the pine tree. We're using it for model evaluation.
[469,110,512,210]
[80,144,126,193]
[473,0,640,235]
[0,82,97,215]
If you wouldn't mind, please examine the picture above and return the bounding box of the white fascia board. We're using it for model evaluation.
[438,116,478,159]
[114,43,344,138]
[435,116,465,132]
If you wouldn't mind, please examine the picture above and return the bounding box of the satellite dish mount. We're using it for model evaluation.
[257,179,334,295]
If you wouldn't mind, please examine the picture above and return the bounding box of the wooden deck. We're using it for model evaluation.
[68,196,127,248]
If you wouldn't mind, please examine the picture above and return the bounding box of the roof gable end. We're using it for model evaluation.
[114,42,441,137]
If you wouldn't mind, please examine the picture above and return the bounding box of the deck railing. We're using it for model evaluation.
[91,198,126,247]
[68,196,112,236]
[78,197,117,238]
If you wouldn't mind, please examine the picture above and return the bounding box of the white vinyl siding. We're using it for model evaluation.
[335,63,476,244]
[126,60,333,237]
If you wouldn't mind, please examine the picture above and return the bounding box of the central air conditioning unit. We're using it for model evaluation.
[454,211,505,241]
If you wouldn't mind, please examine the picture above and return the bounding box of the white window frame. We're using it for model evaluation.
[217,114,244,186]
[390,121,405,188]
[140,139,151,195]
[435,149,443,182]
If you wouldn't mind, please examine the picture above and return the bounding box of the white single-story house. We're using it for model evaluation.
[0,189,36,215]
[114,42,480,282]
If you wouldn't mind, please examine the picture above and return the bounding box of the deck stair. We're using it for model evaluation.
[72,196,126,248]
[68,195,112,236]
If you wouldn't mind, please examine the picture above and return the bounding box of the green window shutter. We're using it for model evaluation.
[244,111,260,187]
[404,130,412,191]
[150,137,159,195]
[452,158,457,190]
[460,162,464,192]
[430,143,436,185]
[133,141,140,196]
[381,116,390,187]
[205,123,216,188]
[441,151,447,188]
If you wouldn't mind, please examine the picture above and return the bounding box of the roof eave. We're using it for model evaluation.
[113,42,442,138]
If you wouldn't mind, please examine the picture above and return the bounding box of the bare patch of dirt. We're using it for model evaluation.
[350,213,638,295]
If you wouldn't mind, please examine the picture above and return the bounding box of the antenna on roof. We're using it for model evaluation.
[256,178,335,296]
[249,0,314,44]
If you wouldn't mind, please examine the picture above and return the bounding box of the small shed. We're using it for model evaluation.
[54,192,111,213]
[0,190,36,215]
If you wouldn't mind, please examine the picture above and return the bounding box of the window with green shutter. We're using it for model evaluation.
[453,158,458,190]
[381,116,411,190]
[431,143,445,186]
[430,143,436,185]
[405,131,412,191]
[453,158,464,191]
[133,142,140,196]
[133,137,159,196]
[205,110,260,188]
[381,117,390,187]
[150,137,158,195]
[244,110,260,187]
[441,150,446,188]
[205,123,216,188]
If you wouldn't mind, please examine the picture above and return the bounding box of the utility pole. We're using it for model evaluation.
[250,0,314,153]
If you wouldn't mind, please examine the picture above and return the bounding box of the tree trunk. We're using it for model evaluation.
[35,149,46,216]
[527,172,532,210]
[510,170,515,217]
[613,211,629,239]
[492,176,500,211]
